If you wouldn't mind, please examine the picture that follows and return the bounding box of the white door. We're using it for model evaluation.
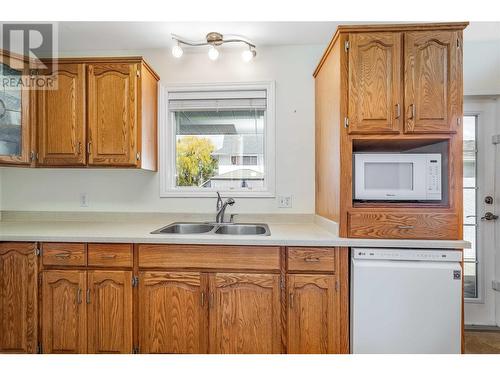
[463,98,499,327]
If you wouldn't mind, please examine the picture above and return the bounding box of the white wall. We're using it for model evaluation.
[463,40,500,96]
[0,45,324,213]
[2,38,500,214]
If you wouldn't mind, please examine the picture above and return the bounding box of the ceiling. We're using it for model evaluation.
[46,21,500,52]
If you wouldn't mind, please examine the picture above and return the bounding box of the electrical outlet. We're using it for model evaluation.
[79,193,89,207]
[278,195,292,208]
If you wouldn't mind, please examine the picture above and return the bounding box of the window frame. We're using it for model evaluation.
[159,81,276,198]
[462,113,479,302]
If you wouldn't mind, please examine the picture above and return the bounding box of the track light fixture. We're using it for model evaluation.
[171,32,257,62]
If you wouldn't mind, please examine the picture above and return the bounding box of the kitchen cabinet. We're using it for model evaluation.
[41,270,87,353]
[40,58,159,169]
[287,274,338,354]
[347,32,402,134]
[87,63,138,166]
[1,242,349,354]
[88,270,133,354]
[85,59,158,169]
[404,31,461,133]
[209,273,281,354]
[314,23,466,239]
[0,52,33,165]
[139,271,208,354]
[40,243,134,354]
[0,242,38,353]
[37,63,86,166]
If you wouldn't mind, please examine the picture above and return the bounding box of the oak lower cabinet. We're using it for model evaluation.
[0,242,38,353]
[88,271,133,353]
[138,271,208,354]
[137,271,281,354]
[287,274,339,354]
[41,269,133,354]
[41,270,87,353]
[209,273,281,354]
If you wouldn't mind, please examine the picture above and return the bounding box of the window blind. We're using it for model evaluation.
[168,89,267,111]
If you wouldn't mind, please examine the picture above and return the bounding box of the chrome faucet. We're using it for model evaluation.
[216,192,235,223]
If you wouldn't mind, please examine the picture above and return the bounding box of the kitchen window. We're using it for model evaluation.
[159,82,276,197]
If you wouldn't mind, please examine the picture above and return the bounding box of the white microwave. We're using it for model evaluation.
[354,153,442,201]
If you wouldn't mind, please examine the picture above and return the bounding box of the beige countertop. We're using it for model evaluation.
[0,211,471,249]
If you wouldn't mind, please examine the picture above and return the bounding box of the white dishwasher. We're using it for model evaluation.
[351,248,462,354]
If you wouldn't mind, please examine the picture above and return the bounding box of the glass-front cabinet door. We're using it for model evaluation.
[0,52,32,164]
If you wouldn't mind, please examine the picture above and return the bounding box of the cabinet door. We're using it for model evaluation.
[37,63,86,166]
[209,273,281,354]
[88,271,133,354]
[0,54,32,165]
[42,270,86,353]
[87,63,138,166]
[348,32,403,134]
[139,272,208,354]
[287,274,338,354]
[404,31,460,133]
[0,243,38,353]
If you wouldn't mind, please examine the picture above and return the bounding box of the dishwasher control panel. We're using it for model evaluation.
[352,248,463,262]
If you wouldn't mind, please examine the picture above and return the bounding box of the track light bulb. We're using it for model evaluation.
[241,48,256,62]
[208,46,219,61]
[172,43,183,58]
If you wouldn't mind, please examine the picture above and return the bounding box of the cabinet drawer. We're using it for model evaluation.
[287,247,336,272]
[88,243,133,268]
[348,212,459,239]
[42,243,86,266]
[138,244,280,271]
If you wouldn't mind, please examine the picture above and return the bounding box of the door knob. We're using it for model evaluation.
[481,212,498,221]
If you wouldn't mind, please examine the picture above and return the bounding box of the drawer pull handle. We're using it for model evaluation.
[101,254,117,259]
[55,253,70,258]
[289,293,295,309]
[397,225,415,229]
[77,289,82,304]
[304,257,321,263]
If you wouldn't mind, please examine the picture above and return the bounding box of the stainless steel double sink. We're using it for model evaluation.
[151,222,271,236]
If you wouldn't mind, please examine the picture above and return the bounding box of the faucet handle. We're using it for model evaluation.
[229,214,238,224]
[216,191,222,210]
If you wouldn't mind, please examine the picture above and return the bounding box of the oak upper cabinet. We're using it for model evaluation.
[287,274,339,354]
[42,270,87,354]
[37,63,86,166]
[138,271,208,354]
[209,273,281,354]
[0,242,38,353]
[87,270,133,354]
[0,52,33,165]
[87,60,158,169]
[347,32,403,134]
[87,63,138,166]
[404,31,461,133]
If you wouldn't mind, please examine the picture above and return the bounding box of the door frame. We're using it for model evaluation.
[463,97,498,326]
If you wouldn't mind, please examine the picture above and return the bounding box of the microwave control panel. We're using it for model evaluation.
[426,155,442,200]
